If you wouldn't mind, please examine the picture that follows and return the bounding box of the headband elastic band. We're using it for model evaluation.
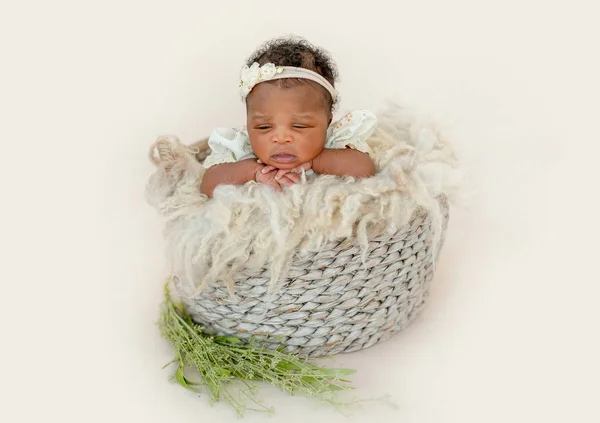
[239,62,337,102]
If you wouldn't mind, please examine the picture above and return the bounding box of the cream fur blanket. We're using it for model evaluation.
[145,104,463,297]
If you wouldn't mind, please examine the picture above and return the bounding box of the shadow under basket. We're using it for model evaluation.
[178,196,449,358]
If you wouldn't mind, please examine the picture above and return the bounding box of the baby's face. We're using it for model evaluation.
[246,82,331,170]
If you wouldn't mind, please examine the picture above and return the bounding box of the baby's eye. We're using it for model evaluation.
[292,124,308,129]
[256,125,271,130]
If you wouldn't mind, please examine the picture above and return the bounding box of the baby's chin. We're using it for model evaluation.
[266,160,299,170]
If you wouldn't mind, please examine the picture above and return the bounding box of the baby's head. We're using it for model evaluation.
[241,37,339,170]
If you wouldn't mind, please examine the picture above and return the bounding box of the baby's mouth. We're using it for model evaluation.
[271,153,297,164]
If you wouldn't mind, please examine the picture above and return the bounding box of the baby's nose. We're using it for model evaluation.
[273,128,293,144]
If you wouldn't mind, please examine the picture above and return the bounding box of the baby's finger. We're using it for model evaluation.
[261,165,276,174]
[291,162,311,173]
[275,169,290,181]
[282,173,301,185]
[257,159,263,164]
[277,176,295,187]
[285,173,301,184]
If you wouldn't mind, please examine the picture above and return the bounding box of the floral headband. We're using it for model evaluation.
[239,62,338,102]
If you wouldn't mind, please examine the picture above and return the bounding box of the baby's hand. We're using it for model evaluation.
[254,166,283,192]
[257,160,311,187]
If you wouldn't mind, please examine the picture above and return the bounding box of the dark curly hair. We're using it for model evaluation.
[246,36,339,110]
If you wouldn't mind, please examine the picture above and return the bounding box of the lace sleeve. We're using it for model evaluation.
[202,127,253,169]
[325,109,378,155]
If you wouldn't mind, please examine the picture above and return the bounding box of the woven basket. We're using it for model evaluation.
[157,138,450,358]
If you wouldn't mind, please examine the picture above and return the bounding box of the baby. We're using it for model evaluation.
[200,37,377,197]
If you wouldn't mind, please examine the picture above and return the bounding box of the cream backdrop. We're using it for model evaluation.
[1,1,598,422]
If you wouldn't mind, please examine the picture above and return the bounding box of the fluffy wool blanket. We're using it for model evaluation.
[145,104,463,298]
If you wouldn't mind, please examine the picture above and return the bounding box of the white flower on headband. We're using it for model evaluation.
[259,63,279,79]
[239,62,283,99]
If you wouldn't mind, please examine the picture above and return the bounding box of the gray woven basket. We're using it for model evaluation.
[161,139,450,358]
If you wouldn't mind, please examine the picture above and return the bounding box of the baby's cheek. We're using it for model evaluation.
[304,137,326,161]
[249,137,269,161]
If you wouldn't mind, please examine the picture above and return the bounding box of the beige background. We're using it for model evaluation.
[1,0,599,422]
